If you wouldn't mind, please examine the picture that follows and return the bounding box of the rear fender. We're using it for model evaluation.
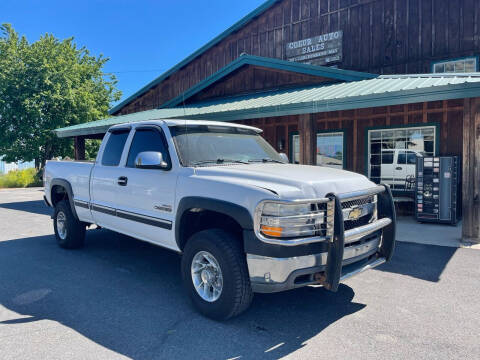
[50,179,79,220]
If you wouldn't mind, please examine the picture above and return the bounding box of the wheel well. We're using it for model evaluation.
[51,185,69,206]
[178,209,244,251]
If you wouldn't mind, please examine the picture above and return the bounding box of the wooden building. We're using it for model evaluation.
[56,0,480,242]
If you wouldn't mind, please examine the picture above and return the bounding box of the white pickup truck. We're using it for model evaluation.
[44,119,396,320]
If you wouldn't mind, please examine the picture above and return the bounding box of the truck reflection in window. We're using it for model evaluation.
[368,126,435,191]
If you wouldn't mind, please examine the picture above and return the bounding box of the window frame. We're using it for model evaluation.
[365,123,440,188]
[432,56,479,73]
[315,129,347,169]
[126,126,172,171]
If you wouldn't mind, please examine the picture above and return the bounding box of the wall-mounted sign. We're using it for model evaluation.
[286,31,343,66]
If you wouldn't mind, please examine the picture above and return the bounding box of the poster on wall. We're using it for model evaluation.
[286,31,343,66]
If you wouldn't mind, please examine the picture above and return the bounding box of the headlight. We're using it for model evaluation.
[255,200,334,239]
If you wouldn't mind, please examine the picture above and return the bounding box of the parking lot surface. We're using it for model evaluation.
[1,188,479,360]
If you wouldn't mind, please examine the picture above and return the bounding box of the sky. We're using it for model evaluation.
[0,0,265,106]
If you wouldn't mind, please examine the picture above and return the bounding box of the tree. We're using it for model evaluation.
[0,24,121,168]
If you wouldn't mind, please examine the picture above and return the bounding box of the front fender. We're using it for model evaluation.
[175,196,253,249]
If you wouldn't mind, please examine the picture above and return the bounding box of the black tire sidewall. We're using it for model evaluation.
[181,230,248,320]
[53,200,84,249]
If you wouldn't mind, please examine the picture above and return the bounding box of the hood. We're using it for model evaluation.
[193,163,376,200]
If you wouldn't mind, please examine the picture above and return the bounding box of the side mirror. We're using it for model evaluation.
[135,151,169,169]
[279,153,289,163]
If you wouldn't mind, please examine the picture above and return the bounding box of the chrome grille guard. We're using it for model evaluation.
[321,184,396,291]
[253,184,396,292]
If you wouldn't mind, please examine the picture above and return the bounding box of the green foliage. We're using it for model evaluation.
[85,139,101,160]
[0,168,41,188]
[0,23,121,168]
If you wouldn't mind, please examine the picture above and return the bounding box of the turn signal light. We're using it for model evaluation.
[260,225,283,237]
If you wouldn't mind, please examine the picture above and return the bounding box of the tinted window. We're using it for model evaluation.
[381,152,394,164]
[398,152,406,164]
[102,130,129,166]
[407,152,417,164]
[127,128,170,168]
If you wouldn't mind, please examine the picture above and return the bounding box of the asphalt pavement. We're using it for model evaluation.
[0,188,479,360]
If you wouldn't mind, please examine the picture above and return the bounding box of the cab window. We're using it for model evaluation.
[397,152,407,164]
[406,152,418,164]
[126,128,171,169]
[381,151,394,164]
[102,130,130,166]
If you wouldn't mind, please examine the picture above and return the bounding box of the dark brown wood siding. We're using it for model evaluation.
[186,65,335,104]
[239,100,465,176]
[115,0,480,115]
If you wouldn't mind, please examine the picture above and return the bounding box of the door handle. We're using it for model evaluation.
[117,176,128,186]
[396,167,403,170]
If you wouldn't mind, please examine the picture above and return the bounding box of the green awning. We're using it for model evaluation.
[55,74,480,138]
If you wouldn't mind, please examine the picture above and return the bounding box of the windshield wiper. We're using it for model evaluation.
[192,158,249,166]
[248,158,285,164]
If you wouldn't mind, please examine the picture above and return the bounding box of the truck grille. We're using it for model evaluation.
[342,195,375,209]
[341,195,376,231]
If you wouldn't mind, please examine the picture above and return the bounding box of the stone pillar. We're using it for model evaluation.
[74,136,86,161]
[462,98,480,243]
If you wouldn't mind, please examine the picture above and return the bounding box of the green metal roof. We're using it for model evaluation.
[56,74,480,138]
[108,0,282,115]
[55,108,186,137]
[160,55,377,108]
[178,74,480,121]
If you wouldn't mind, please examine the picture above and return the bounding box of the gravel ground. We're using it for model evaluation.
[0,187,479,360]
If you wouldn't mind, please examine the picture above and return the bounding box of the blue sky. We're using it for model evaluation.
[0,0,265,106]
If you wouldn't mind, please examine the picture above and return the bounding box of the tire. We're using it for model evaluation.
[181,229,253,320]
[53,200,85,249]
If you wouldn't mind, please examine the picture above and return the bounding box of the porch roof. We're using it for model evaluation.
[56,73,480,138]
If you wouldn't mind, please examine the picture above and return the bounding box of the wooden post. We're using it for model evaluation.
[298,114,316,165]
[462,98,480,243]
[74,136,86,161]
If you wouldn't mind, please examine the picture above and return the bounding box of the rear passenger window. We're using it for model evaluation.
[126,128,171,168]
[101,130,129,166]
[381,152,394,164]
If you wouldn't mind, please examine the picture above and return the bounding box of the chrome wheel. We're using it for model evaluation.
[191,251,223,302]
[56,211,67,240]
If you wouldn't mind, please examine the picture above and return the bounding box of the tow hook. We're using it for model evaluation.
[314,272,333,290]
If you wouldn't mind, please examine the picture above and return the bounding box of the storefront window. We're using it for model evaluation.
[291,133,300,164]
[368,126,436,191]
[316,132,344,169]
[433,57,477,73]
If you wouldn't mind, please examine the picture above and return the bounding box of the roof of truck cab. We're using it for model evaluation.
[109,119,263,133]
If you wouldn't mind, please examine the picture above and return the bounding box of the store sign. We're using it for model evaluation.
[286,31,343,65]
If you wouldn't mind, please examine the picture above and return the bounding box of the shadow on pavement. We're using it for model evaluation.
[375,241,457,282]
[0,200,52,216]
[0,229,364,359]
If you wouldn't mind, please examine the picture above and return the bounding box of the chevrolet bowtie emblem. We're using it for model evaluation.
[348,207,363,221]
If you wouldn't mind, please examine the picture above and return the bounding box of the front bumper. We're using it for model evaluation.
[246,184,396,293]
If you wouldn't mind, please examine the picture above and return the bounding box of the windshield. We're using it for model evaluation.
[169,125,284,167]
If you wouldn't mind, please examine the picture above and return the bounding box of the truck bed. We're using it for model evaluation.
[44,160,94,211]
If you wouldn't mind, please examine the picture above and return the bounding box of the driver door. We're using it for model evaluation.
[113,126,177,250]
